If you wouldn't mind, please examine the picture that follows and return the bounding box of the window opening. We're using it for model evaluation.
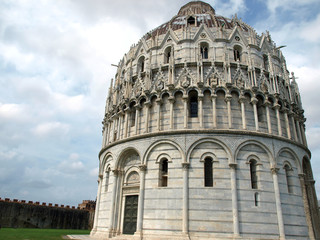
[250,160,258,189]
[234,48,241,61]
[160,159,168,187]
[284,164,294,194]
[187,16,195,26]
[254,192,259,206]
[130,102,136,127]
[201,46,208,59]
[263,55,268,70]
[105,169,110,192]
[189,91,198,118]
[204,157,213,187]
[138,56,145,73]
[165,47,171,64]
[257,96,264,122]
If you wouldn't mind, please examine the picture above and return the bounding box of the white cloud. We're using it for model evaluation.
[0,103,25,119]
[32,122,70,137]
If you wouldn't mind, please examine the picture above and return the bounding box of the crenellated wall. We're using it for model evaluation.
[0,198,94,229]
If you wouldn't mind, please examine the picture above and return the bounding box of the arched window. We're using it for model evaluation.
[187,16,195,26]
[249,159,258,189]
[200,43,208,59]
[138,56,145,73]
[160,158,168,187]
[164,47,171,64]
[284,164,294,194]
[204,157,213,187]
[189,90,198,118]
[233,45,242,62]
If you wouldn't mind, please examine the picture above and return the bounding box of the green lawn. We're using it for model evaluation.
[0,228,90,240]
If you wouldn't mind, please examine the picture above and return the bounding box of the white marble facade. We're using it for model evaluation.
[91,2,320,239]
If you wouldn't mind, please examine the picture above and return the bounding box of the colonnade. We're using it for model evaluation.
[103,92,307,147]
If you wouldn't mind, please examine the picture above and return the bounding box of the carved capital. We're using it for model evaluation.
[229,163,237,169]
[156,98,162,105]
[144,101,152,107]
[182,162,190,170]
[270,167,280,174]
[168,96,175,103]
[211,94,217,100]
[238,95,246,103]
[139,164,147,172]
[272,103,281,110]
[225,94,232,102]
[112,169,120,176]
[250,97,258,105]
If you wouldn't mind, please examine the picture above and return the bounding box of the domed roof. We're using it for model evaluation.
[146,1,249,40]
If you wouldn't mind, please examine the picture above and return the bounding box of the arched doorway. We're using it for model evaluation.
[115,149,141,236]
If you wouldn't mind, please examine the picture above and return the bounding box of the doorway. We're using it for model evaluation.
[123,195,138,234]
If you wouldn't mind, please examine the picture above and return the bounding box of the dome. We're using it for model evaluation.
[91,2,320,240]
[146,1,248,40]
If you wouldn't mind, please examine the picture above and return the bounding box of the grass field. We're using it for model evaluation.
[0,228,90,240]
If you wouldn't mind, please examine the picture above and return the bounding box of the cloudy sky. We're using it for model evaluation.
[0,0,320,206]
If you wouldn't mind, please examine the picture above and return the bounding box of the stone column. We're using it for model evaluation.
[102,125,107,148]
[225,94,232,129]
[198,94,204,128]
[169,96,175,130]
[251,97,259,131]
[182,162,190,234]
[124,108,129,138]
[264,100,272,134]
[301,123,308,147]
[271,167,285,240]
[299,173,316,240]
[107,120,112,144]
[108,170,119,237]
[239,95,247,130]
[134,105,140,135]
[273,103,282,136]
[115,170,124,235]
[156,98,162,131]
[117,114,122,140]
[92,175,103,231]
[296,119,302,144]
[284,109,291,139]
[112,116,116,141]
[211,94,217,128]
[229,163,240,236]
[290,113,298,142]
[183,95,188,129]
[144,101,151,133]
[136,164,147,235]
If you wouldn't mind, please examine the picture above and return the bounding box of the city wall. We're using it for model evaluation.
[0,198,95,229]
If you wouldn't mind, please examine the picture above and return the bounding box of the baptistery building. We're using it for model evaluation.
[91,2,320,239]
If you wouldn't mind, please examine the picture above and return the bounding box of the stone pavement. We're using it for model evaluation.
[66,235,93,240]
